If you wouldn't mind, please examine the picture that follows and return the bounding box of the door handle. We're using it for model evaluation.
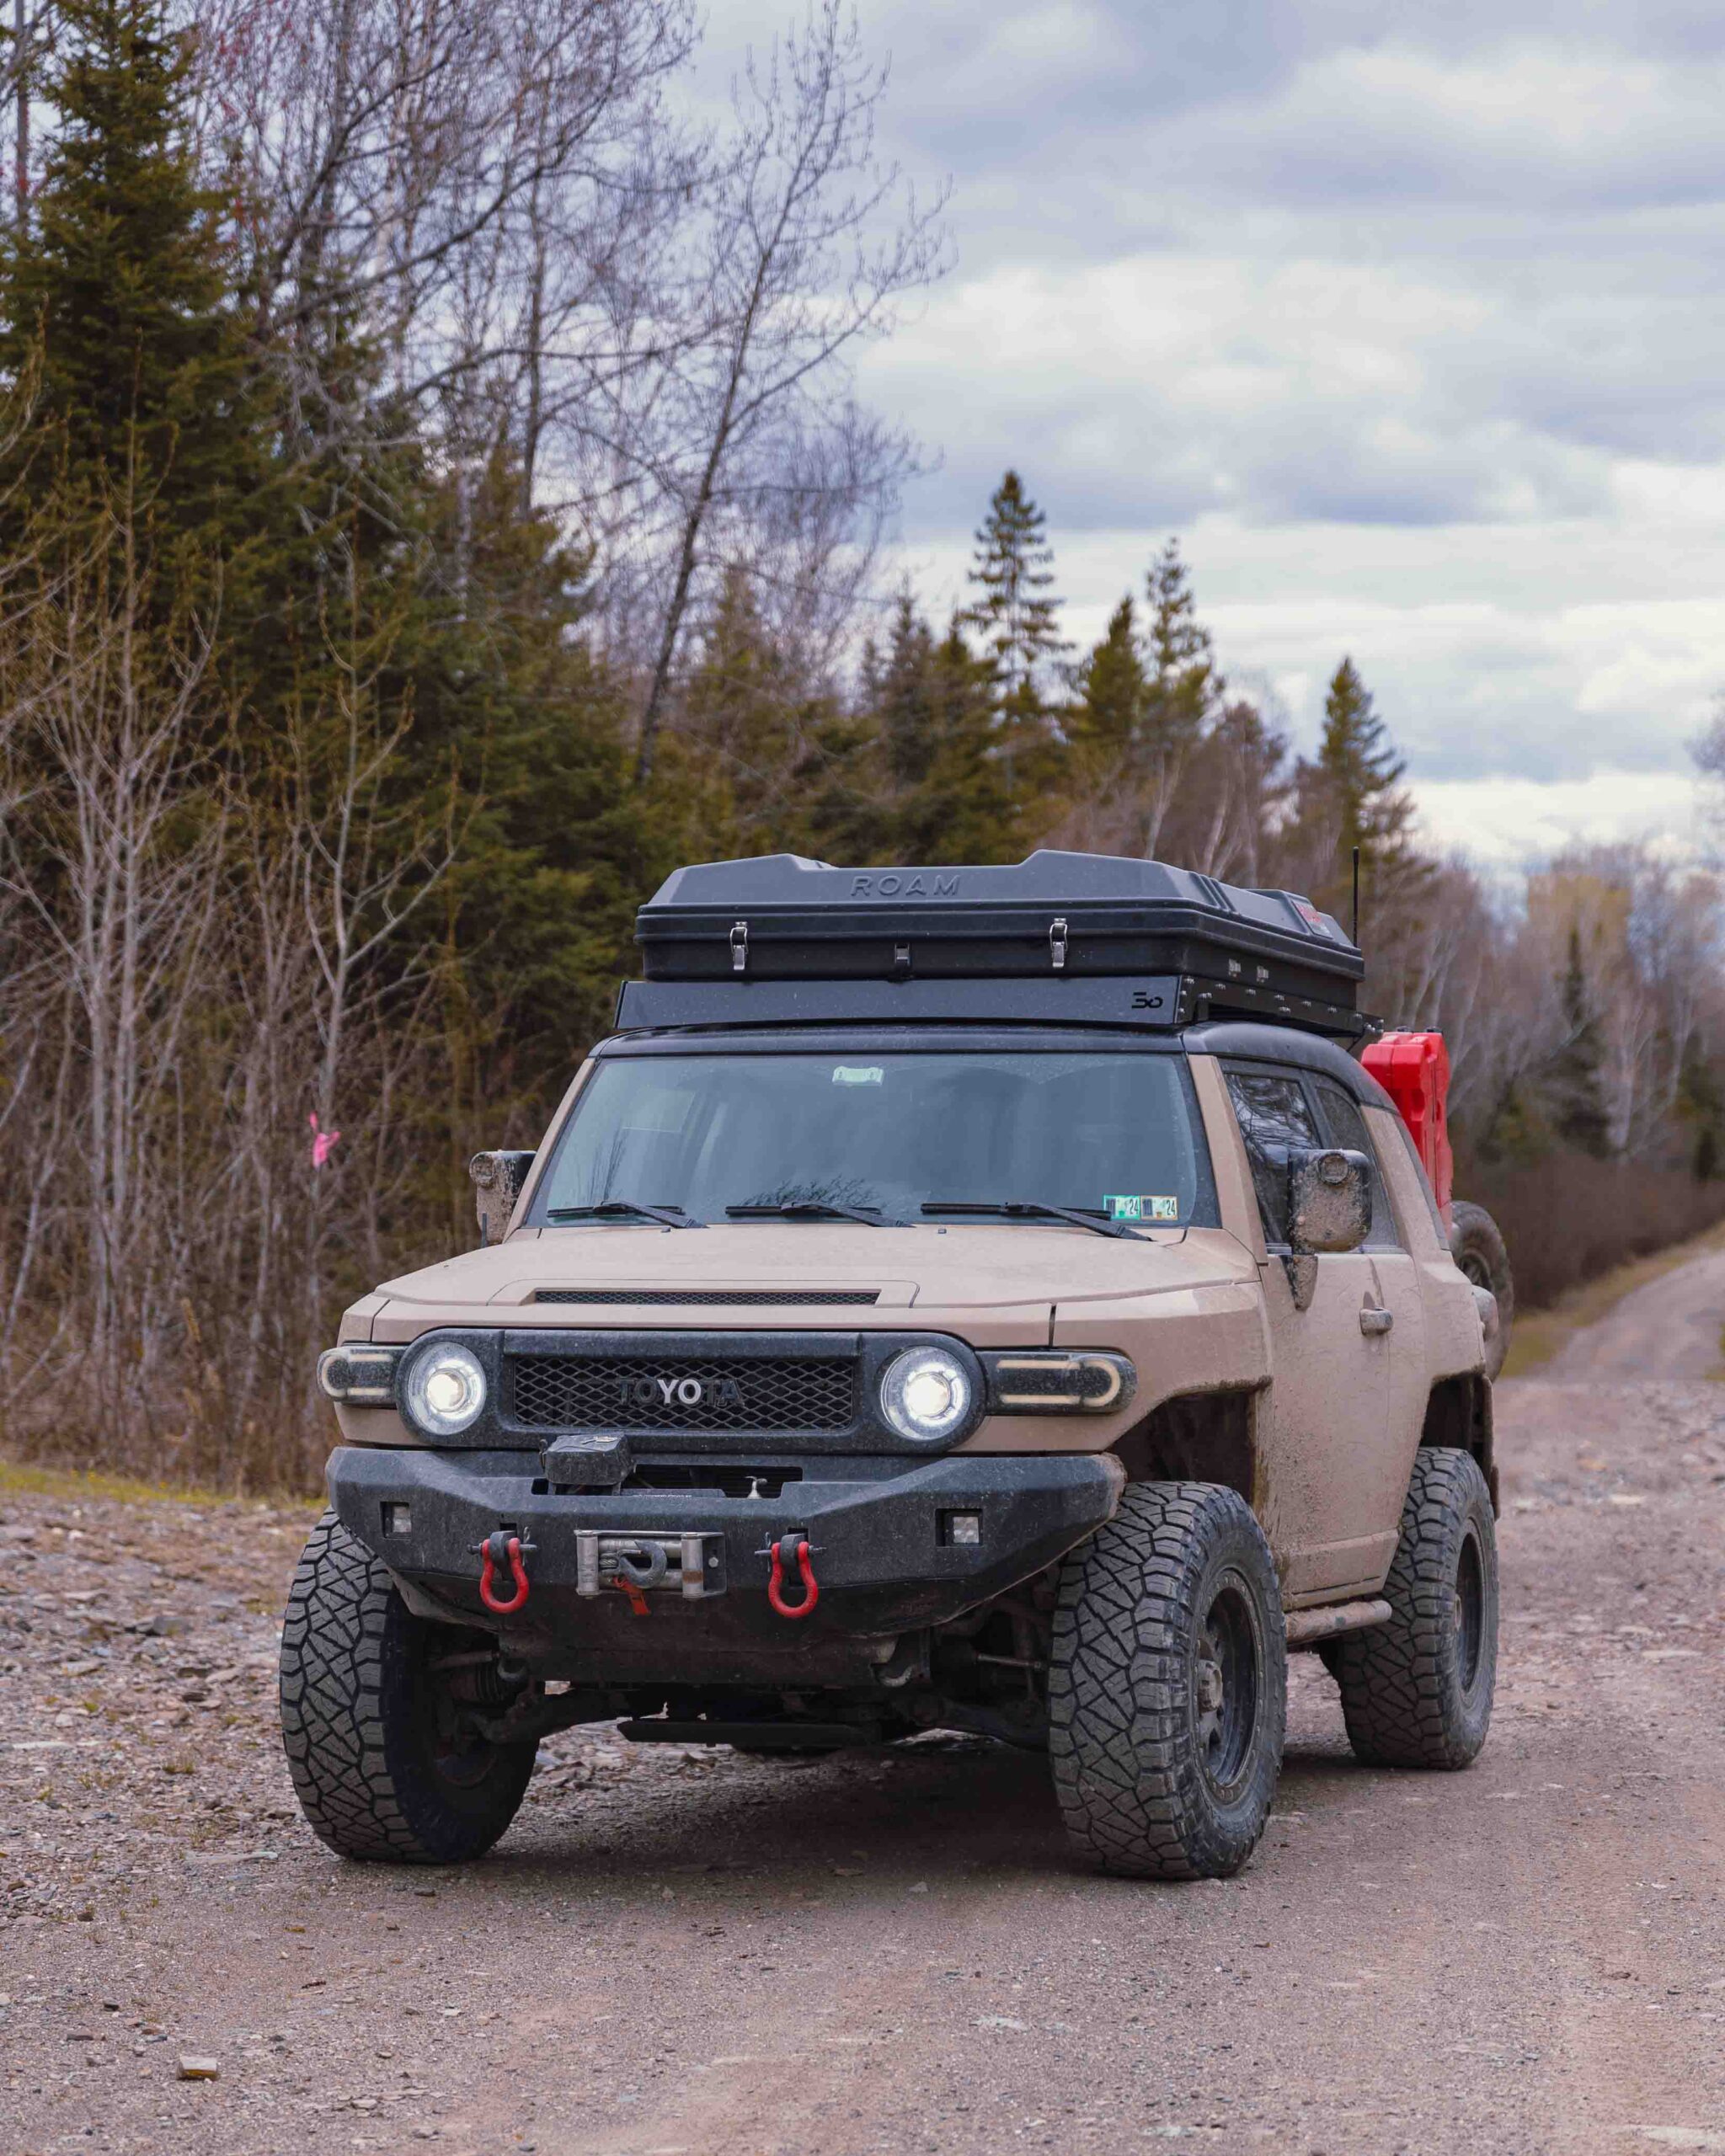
[1359,1305,1393,1338]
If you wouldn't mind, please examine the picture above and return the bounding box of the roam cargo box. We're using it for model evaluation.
[619,850,1376,1039]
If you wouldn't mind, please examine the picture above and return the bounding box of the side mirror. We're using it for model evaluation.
[1286,1147,1372,1256]
[469,1150,536,1247]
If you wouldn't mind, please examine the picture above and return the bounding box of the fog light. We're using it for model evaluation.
[943,1511,982,1547]
[381,1502,412,1536]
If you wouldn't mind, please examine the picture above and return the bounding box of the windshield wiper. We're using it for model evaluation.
[726,1201,895,1228]
[921,1200,1148,1242]
[547,1201,703,1230]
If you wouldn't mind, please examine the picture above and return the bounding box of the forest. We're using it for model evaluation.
[3,0,1723,1486]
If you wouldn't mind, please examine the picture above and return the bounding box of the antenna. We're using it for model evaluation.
[1351,846,1361,948]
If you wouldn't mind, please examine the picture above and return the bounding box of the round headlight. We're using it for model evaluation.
[879,1346,973,1444]
[403,1343,488,1438]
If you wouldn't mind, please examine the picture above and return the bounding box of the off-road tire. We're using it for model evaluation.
[1332,1448,1498,1769]
[1450,1200,1513,1379]
[1048,1481,1286,1881]
[280,1511,535,1863]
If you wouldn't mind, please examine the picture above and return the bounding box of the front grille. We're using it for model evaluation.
[507,1354,857,1433]
[534,1289,879,1307]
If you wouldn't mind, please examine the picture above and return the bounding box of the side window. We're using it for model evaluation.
[1224,1067,1319,1248]
[1310,1077,1400,1248]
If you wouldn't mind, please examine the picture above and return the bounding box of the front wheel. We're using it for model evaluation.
[280,1512,535,1863]
[1048,1482,1286,1881]
[1332,1448,1498,1769]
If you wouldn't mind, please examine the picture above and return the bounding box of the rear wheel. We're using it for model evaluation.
[280,1512,535,1863]
[1048,1482,1285,1881]
[1450,1200,1513,1379]
[1332,1448,1498,1769]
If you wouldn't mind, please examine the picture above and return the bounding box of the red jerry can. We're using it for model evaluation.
[1361,1031,1454,1220]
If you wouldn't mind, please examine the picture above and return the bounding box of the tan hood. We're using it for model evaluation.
[365,1221,1258,1341]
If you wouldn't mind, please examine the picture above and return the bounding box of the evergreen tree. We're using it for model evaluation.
[844,595,1024,863]
[1136,542,1220,854]
[1065,547,1235,862]
[1478,1078,1554,1168]
[1546,924,1613,1158]
[955,469,1068,722]
[1146,539,1215,702]
[1674,1037,1723,1182]
[672,565,885,864]
[1306,657,1416,876]
[874,590,943,793]
[0,0,263,542]
[899,623,1024,863]
[1072,595,1147,773]
[398,446,674,1096]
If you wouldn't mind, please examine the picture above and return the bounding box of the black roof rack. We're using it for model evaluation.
[624,849,1377,1042]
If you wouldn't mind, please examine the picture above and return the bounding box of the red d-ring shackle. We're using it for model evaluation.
[476,1530,531,1615]
[766,1534,819,1620]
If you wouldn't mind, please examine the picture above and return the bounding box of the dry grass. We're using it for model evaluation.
[1499,1218,1725,1378]
[0,1453,319,1514]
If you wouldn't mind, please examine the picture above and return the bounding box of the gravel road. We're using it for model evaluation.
[3,1281,1723,2156]
[1545,1241,1725,1381]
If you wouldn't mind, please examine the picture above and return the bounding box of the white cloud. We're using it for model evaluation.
[1410,770,1704,872]
[698,1,1725,868]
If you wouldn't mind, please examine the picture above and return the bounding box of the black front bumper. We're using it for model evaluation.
[327,1444,1124,1684]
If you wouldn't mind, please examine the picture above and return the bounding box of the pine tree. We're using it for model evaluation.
[956,469,1068,723]
[1072,595,1147,774]
[874,590,943,794]
[1674,1038,1724,1182]
[0,0,262,539]
[901,623,1025,863]
[1546,925,1613,1158]
[1146,538,1215,702]
[673,565,883,863]
[1308,658,1415,873]
[1479,1078,1554,1167]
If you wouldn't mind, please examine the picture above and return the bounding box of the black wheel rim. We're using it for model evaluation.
[430,1726,505,1791]
[1454,1527,1485,1695]
[1458,1251,1493,1291]
[410,1633,510,1791]
[1193,1573,1260,1800]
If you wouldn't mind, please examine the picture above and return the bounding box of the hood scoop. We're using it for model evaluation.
[533,1288,879,1308]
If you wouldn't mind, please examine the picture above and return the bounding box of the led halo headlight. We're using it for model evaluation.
[401,1342,489,1438]
[879,1345,974,1445]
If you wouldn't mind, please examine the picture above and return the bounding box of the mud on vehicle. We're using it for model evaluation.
[282,850,1512,1879]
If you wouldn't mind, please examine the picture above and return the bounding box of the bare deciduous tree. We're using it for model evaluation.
[630,1,948,782]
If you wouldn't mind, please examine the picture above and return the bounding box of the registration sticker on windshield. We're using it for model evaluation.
[1105,1194,1180,1223]
[831,1065,884,1086]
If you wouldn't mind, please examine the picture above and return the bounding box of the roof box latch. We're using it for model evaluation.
[729,920,749,974]
[1049,915,1069,972]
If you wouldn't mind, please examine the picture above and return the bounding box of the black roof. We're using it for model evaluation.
[595,1018,1389,1107]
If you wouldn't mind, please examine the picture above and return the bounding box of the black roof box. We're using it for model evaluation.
[628,851,1373,1039]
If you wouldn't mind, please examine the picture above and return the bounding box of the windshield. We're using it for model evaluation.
[530,1050,1218,1229]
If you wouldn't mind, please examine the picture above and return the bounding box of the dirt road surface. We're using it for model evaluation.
[1545,1241,1725,1381]
[3,1271,1723,2156]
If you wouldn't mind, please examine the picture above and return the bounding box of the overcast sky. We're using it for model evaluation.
[702,0,1725,869]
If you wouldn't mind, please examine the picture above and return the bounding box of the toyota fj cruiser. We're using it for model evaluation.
[282,851,1508,1881]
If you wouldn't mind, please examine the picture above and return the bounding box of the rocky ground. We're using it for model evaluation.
[3,1302,1723,2155]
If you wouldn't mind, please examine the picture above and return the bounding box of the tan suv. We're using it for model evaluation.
[282,851,1502,1881]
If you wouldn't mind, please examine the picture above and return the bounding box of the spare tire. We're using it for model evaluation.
[1450,1200,1513,1380]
